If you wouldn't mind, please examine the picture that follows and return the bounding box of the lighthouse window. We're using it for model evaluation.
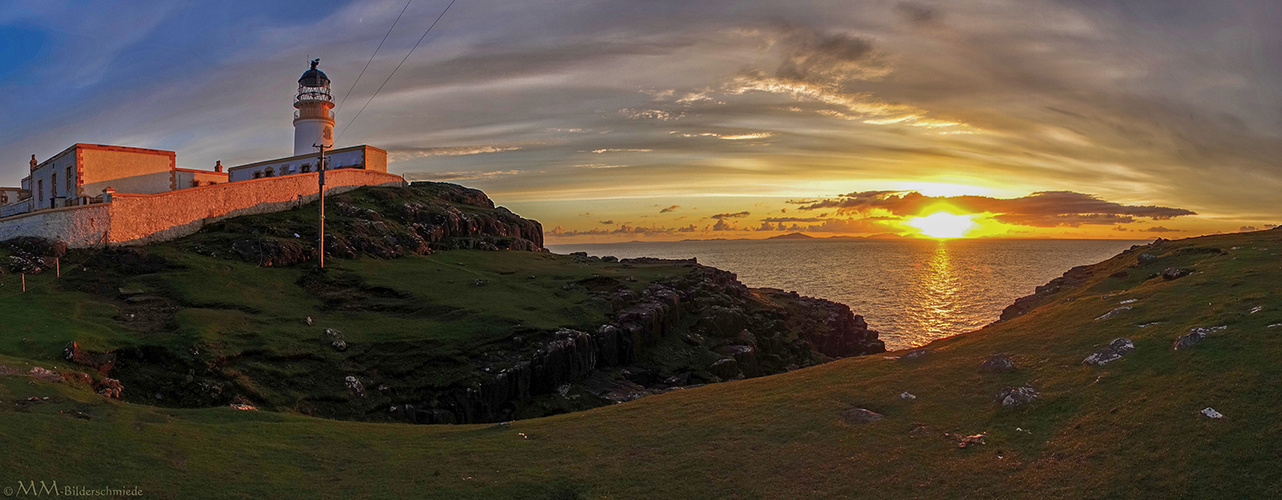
[265,167,275,177]
[253,172,262,179]
[301,164,311,173]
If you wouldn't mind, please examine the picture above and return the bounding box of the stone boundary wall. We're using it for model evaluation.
[0,204,112,247]
[0,169,405,248]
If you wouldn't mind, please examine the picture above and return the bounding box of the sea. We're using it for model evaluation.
[548,238,1147,350]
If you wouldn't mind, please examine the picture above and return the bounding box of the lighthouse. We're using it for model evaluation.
[293,59,336,157]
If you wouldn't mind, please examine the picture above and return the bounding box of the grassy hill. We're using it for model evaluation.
[2,205,1279,497]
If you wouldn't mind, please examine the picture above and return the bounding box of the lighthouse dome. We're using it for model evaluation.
[299,59,330,87]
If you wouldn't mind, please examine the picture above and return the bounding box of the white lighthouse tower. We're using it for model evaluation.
[293,59,336,156]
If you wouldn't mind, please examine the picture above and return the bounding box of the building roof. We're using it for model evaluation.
[299,59,330,87]
[225,144,385,172]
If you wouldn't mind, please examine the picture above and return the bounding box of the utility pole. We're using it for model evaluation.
[315,143,330,269]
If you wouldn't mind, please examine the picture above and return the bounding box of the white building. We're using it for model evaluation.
[293,59,336,157]
[226,144,388,182]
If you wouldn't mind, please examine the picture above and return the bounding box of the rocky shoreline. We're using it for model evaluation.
[397,255,886,424]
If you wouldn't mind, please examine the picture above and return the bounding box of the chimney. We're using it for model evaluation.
[215,160,223,173]
[30,154,38,172]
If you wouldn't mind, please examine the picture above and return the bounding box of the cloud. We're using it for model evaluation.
[404,170,525,181]
[712,219,736,231]
[659,205,680,213]
[388,145,522,161]
[800,190,1195,228]
[761,217,824,223]
[590,148,652,154]
[895,2,940,26]
[710,211,750,219]
[775,29,890,84]
[599,220,614,225]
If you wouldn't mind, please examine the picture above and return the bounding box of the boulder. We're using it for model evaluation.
[1161,267,1191,280]
[1083,338,1135,365]
[96,378,123,399]
[994,385,1039,407]
[1137,253,1158,265]
[708,358,740,380]
[1174,326,1226,350]
[1201,407,1223,419]
[28,366,63,382]
[345,376,366,398]
[841,408,885,424]
[900,391,917,401]
[979,354,1016,373]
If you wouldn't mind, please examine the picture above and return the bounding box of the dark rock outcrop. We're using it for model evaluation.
[394,260,886,425]
[1000,265,1094,321]
[196,183,545,266]
[1161,267,1192,280]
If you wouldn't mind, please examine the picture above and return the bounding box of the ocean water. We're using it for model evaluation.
[549,238,1146,350]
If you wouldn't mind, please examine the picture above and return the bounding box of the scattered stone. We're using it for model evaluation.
[472,279,490,287]
[1249,306,1264,314]
[345,376,365,398]
[62,409,92,420]
[995,385,1039,407]
[1269,323,1282,329]
[979,354,1016,374]
[230,403,258,411]
[1161,267,1191,280]
[1137,322,1161,328]
[1137,253,1158,265]
[1201,407,1223,419]
[1083,338,1135,365]
[304,316,314,326]
[1119,299,1138,305]
[957,433,987,448]
[331,339,348,352]
[117,287,145,297]
[841,408,885,424]
[898,349,930,362]
[1095,306,1132,321]
[664,373,691,387]
[900,391,917,401]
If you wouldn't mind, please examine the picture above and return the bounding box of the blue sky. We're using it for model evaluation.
[2,0,1279,241]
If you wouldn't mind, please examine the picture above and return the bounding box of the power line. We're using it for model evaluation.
[338,0,457,142]
[335,0,413,113]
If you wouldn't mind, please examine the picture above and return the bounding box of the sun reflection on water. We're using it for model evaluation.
[905,241,960,345]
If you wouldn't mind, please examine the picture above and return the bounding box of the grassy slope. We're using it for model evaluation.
[2,230,1281,499]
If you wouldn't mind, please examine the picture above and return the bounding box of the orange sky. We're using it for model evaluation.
[3,1,1278,243]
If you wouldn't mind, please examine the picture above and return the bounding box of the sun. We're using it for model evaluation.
[907,211,979,239]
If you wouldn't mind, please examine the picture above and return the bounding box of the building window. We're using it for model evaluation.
[38,180,43,205]
[265,167,275,177]
[51,173,57,197]
[301,164,311,173]
[66,166,73,194]
[191,180,200,188]
[253,172,262,179]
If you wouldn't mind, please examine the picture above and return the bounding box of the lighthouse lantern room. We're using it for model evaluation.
[293,59,336,156]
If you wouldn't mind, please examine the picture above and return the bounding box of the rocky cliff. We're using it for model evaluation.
[26,182,885,425]
[399,256,885,424]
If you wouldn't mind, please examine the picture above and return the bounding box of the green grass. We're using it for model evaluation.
[2,225,1281,498]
